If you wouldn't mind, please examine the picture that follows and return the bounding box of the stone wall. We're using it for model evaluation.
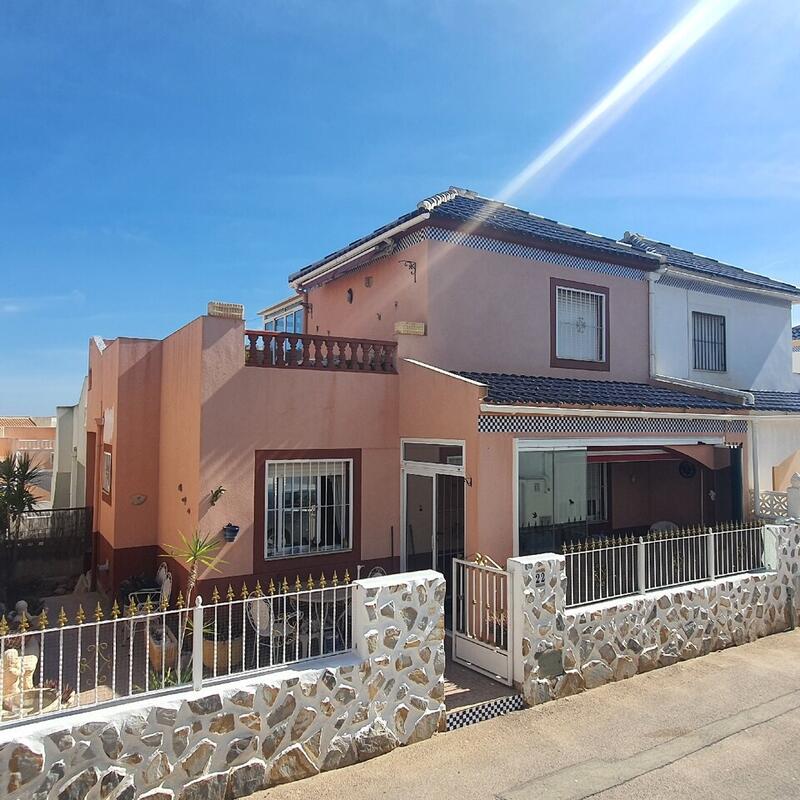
[511,525,800,706]
[0,570,446,800]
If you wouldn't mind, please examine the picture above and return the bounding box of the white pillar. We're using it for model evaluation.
[788,473,800,520]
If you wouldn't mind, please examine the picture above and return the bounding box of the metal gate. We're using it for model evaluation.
[451,557,513,685]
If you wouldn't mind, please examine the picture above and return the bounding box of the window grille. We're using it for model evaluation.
[102,451,112,496]
[556,286,605,362]
[265,459,352,559]
[692,311,726,372]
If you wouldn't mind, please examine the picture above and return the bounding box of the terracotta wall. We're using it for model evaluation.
[304,233,652,382]
[193,316,401,587]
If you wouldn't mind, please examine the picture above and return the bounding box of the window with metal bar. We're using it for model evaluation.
[586,462,608,523]
[692,311,726,372]
[265,459,352,559]
[556,286,605,362]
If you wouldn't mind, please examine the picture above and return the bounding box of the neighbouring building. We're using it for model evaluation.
[82,187,800,597]
[52,377,89,509]
[0,415,56,506]
[793,324,800,374]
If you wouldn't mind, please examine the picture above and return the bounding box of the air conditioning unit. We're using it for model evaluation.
[207,301,244,320]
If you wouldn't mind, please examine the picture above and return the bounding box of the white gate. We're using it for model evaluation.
[451,558,513,685]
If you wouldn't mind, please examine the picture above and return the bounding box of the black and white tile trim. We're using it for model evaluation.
[424,227,648,281]
[657,273,790,308]
[446,693,526,731]
[477,415,749,435]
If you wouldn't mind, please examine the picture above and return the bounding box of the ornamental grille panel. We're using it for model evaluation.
[556,286,605,362]
[477,415,749,434]
[265,459,352,559]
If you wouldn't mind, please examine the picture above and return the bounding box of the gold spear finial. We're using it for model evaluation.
[332,570,339,587]
[254,580,263,597]
[94,602,104,622]
[19,612,29,633]
[75,605,86,625]
[319,572,327,589]
[111,600,120,620]
[58,607,68,627]
[344,569,351,584]
[226,584,235,602]
[127,596,138,617]
[211,586,220,604]
[281,577,288,594]
[307,574,314,591]
[38,608,49,631]
[160,594,169,612]
[241,581,249,600]
[295,575,302,592]
[0,615,8,636]
[143,595,154,615]
[175,590,185,610]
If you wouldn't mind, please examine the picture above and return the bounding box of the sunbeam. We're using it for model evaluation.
[497,0,745,202]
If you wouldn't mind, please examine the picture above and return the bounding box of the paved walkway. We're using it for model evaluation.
[256,630,800,800]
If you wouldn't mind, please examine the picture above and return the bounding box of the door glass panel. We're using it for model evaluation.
[405,474,434,572]
[436,474,465,615]
[403,443,463,466]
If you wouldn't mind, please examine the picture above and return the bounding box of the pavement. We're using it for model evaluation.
[254,629,800,800]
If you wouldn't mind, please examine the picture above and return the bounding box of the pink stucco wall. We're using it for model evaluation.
[305,234,652,381]
[196,316,400,583]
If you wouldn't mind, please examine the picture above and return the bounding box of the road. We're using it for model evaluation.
[256,629,800,800]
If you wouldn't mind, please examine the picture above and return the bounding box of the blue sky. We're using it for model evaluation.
[1,1,798,414]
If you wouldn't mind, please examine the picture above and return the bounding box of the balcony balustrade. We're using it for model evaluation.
[244,330,397,373]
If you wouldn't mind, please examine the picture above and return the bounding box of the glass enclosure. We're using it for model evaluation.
[518,449,587,555]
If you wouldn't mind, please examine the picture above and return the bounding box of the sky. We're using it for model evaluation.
[1,0,799,415]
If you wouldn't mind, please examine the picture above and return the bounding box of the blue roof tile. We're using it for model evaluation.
[623,233,800,296]
[458,372,739,410]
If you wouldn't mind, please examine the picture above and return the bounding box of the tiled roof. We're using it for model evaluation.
[0,416,35,428]
[749,391,800,413]
[793,325,800,340]
[623,233,800,297]
[290,187,659,283]
[457,372,739,410]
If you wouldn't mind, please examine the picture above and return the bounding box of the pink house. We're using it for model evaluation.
[84,187,800,598]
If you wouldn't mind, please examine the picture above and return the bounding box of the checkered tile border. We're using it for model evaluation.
[446,693,525,731]
[657,273,790,308]
[477,415,749,435]
[424,227,648,281]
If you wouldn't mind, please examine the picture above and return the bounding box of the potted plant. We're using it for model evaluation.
[148,622,178,672]
[202,614,243,673]
[166,531,225,658]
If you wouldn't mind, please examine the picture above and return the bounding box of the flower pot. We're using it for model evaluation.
[202,636,243,673]
[148,625,178,672]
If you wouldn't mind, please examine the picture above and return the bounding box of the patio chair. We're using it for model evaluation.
[367,566,387,578]
[124,565,173,641]
[245,595,302,666]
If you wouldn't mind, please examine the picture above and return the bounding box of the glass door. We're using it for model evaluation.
[405,473,434,572]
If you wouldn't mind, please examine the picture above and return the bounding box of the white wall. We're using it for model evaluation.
[793,348,800,374]
[52,377,88,508]
[753,417,800,492]
[653,280,797,391]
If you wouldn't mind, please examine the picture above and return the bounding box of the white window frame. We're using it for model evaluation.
[264,458,353,561]
[102,451,112,497]
[555,285,607,363]
[264,304,304,335]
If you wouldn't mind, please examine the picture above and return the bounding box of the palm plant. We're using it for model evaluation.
[166,530,225,652]
[0,453,44,536]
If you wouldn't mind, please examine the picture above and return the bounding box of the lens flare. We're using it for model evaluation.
[497,0,743,202]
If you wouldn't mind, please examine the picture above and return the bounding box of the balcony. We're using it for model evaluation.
[244,330,397,373]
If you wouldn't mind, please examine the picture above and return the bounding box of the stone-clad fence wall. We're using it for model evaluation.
[0,570,446,800]
[510,524,800,706]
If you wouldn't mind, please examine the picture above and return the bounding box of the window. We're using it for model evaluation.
[265,459,352,559]
[550,279,609,370]
[586,462,608,523]
[402,442,463,466]
[692,311,726,372]
[102,447,113,502]
[264,306,304,335]
[555,285,606,362]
